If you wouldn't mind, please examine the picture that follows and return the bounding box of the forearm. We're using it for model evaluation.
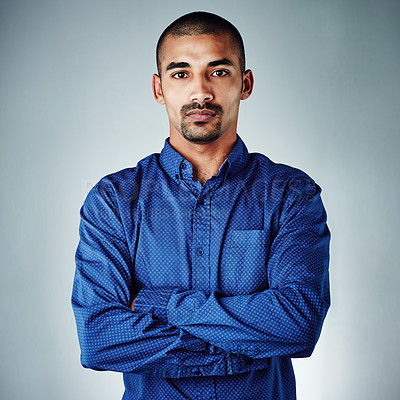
[134,281,329,359]
[72,291,234,377]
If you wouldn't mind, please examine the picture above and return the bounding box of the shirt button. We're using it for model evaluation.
[175,174,179,180]
[181,163,186,169]
[196,248,204,256]
[198,198,204,205]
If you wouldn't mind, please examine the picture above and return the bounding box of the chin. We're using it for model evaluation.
[181,122,223,144]
[183,133,222,144]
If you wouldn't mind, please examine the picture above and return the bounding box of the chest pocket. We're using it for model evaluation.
[221,229,270,295]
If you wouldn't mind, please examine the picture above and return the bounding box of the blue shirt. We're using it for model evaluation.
[72,136,330,400]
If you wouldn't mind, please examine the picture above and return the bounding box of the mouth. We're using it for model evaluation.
[186,109,216,123]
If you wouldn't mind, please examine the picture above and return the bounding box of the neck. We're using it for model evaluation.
[170,131,237,184]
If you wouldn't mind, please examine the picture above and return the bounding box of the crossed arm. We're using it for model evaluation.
[72,178,330,376]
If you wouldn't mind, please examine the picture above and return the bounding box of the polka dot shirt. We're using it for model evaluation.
[72,136,330,399]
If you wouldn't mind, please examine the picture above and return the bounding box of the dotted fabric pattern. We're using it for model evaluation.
[72,136,330,399]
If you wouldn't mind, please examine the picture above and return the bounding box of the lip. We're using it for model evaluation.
[186,109,216,122]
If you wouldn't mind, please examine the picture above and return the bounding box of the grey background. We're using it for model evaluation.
[1,0,399,399]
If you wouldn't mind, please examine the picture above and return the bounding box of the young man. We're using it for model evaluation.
[72,12,330,400]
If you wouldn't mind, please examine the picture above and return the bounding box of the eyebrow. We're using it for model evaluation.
[165,58,234,71]
[208,58,234,67]
[166,61,190,71]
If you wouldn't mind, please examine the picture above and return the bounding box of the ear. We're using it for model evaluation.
[152,74,165,105]
[240,69,254,100]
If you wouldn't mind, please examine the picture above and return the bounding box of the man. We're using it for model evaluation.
[72,11,330,400]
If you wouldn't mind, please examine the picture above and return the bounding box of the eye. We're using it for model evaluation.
[172,71,188,79]
[211,70,229,77]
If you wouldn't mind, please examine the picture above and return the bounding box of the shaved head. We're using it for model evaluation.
[156,11,246,75]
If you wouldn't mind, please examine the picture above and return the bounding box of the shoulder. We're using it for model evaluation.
[98,153,159,187]
[87,153,160,204]
[249,152,314,184]
[102,153,159,184]
[247,153,322,211]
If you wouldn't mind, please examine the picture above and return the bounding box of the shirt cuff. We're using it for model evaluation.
[133,287,174,322]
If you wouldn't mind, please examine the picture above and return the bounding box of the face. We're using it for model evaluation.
[153,33,253,144]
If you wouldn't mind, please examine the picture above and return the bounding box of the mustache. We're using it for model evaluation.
[180,102,223,115]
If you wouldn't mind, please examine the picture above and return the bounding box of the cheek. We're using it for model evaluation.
[164,100,184,128]
[223,92,242,113]
[219,83,243,105]
[164,86,185,102]
[164,96,182,115]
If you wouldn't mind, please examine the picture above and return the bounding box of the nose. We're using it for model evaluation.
[189,75,213,104]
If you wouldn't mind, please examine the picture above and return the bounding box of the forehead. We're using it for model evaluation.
[159,33,239,70]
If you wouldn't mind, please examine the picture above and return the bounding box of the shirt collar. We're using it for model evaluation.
[159,134,250,184]
[223,135,250,178]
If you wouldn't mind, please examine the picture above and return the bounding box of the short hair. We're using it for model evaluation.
[156,11,246,75]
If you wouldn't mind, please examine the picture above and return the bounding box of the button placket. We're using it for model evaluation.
[192,192,211,292]
[191,177,223,294]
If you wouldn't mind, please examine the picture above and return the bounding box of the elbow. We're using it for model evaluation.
[78,333,109,371]
[80,348,107,371]
[74,316,114,371]
[295,296,330,357]
[299,326,322,357]
[73,310,108,371]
